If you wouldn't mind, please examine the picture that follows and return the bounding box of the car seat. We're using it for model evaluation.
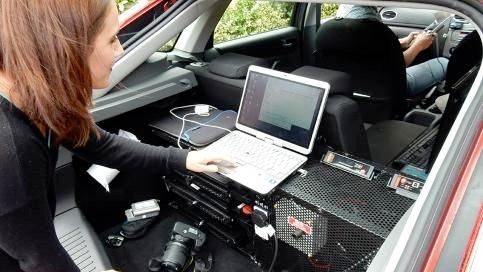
[427,30,482,170]
[292,66,426,165]
[185,53,269,110]
[314,18,406,123]
[291,66,371,159]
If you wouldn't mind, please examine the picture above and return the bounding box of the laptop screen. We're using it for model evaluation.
[238,68,327,149]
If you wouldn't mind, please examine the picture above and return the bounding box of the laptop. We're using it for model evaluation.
[203,65,330,195]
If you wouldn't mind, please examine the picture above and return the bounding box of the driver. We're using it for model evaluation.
[336,5,449,96]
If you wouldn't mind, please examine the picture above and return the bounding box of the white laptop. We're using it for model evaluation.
[204,65,330,195]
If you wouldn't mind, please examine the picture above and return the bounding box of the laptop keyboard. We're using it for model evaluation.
[206,131,305,180]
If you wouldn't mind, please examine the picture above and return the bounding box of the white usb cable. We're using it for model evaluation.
[169,104,233,149]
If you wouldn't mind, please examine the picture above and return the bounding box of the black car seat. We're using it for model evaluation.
[427,30,482,170]
[185,53,269,110]
[291,66,371,159]
[293,66,427,165]
[314,18,406,123]
[445,31,482,88]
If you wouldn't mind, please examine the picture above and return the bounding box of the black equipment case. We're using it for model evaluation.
[255,160,415,271]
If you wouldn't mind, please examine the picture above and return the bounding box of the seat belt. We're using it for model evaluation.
[315,4,321,31]
[308,4,321,66]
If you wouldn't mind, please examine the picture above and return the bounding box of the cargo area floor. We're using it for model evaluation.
[99,208,261,272]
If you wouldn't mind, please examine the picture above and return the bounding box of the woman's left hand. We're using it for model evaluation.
[186,150,235,173]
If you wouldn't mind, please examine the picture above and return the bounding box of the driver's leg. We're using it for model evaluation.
[406,57,449,96]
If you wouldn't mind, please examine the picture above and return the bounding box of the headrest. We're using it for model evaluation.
[209,53,269,79]
[446,31,482,88]
[291,66,352,96]
[316,18,399,54]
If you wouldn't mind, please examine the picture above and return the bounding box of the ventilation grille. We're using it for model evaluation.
[381,10,397,20]
[279,162,414,238]
[274,198,328,256]
[253,162,414,271]
[58,227,97,272]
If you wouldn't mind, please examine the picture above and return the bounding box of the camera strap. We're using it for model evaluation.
[120,217,157,239]
[194,253,213,272]
[148,256,164,272]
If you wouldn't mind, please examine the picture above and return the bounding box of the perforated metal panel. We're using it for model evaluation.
[275,198,328,256]
[280,162,413,238]
[255,161,414,272]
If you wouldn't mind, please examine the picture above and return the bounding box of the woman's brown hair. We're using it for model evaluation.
[0,0,113,146]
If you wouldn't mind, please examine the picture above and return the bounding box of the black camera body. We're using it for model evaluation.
[159,222,206,272]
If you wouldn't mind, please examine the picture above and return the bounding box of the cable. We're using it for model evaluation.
[267,232,278,272]
[181,256,193,272]
[172,111,232,134]
[170,104,234,149]
[182,110,236,146]
[178,112,198,149]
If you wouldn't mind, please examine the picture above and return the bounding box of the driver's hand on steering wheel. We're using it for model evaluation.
[411,32,436,51]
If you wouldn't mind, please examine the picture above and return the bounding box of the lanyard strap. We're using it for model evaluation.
[0,91,10,102]
[47,129,52,149]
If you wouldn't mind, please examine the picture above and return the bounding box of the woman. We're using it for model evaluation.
[0,1,228,271]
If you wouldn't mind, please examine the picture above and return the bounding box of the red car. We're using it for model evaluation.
[50,1,482,271]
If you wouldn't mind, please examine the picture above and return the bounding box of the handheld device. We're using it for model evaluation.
[125,199,160,222]
[424,15,453,33]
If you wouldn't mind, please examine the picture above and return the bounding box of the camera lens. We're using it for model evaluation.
[160,235,193,271]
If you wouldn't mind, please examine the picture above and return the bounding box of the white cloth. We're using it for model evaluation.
[87,129,140,192]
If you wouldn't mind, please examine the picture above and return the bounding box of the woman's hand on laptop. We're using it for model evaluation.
[186,150,236,173]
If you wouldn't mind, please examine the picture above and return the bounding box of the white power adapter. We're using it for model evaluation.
[194,104,210,115]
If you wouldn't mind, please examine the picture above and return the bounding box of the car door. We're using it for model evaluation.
[209,0,302,72]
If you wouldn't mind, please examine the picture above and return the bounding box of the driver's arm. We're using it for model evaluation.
[399,32,419,49]
[403,32,435,66]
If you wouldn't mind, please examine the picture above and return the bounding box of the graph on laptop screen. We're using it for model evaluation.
[238,70,326,148]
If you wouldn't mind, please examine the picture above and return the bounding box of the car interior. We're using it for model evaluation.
[51,1,482,271]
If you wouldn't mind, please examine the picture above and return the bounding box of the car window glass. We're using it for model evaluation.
[117,0,178,49]
[159,34,180,52]
[321,3,339,19]
[214,0,295,45]
[116,0,138,14]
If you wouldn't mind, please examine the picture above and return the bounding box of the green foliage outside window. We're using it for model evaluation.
[116,0,340,48]
[115,0,138,13]
[214,0,294,44]
[214,1,339,45]
[321,3,339,19]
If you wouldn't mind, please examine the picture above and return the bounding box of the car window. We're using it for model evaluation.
[321,3,339,19]
[214,0,295,45]
[116,0,138,13]
[117,0,178,49]
[159,34,180,52]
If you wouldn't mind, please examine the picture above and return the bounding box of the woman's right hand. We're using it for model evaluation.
[186,150,235,173]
